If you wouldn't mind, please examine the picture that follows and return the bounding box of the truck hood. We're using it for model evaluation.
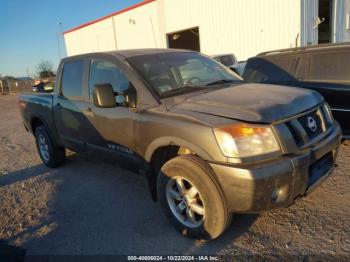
[171,83,323,123]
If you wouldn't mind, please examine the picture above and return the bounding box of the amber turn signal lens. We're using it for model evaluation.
[214,124,281,158]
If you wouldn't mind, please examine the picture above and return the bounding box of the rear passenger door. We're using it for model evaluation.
[53,59,95,149]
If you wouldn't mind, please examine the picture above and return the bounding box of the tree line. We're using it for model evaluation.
[36,60,55,80]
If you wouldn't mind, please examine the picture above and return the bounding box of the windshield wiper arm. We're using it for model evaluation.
[205,79,238,86]
[162,85,205,96]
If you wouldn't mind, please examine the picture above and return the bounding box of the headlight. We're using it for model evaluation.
[214,124,281,158]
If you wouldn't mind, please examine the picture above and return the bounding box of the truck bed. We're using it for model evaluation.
[19,92,55,135]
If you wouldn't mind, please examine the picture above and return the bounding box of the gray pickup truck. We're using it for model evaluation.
[19,49,341,240]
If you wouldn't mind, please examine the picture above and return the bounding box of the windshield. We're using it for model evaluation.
[128,52,243,97]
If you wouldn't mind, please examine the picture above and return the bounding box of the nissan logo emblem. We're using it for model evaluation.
[307,116,317,133]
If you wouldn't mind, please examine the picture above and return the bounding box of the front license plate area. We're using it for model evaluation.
[308,152,333,187]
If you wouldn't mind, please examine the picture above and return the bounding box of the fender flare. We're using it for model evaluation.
[145,136,213,162]
[30,114,60,145]
[30,113,49,133]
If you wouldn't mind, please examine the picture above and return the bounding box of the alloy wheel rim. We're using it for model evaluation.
[166,176,205,228]
[38,134,50,161]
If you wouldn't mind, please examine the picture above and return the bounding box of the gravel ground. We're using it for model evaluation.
[0,94,349,260]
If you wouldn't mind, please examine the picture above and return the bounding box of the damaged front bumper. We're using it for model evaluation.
[209,122,342,213]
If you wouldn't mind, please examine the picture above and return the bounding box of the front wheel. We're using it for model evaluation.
[35,126,66,167]
[157,155,231,241]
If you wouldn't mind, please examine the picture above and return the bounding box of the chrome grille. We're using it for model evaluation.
[298,110,323,140]
[285,121,304,147]
[274,105,331,152]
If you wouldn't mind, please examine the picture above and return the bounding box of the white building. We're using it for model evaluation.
[63,0,350,61]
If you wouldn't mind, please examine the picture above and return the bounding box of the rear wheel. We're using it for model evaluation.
[35,126,66,167]
[157,155,231,241]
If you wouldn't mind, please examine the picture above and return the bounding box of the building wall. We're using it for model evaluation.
[8,80,33,93]
[0,79,32,93]
[159,0,301,60]
[113,1,161,50]
[64,0,301,60]
[64,17,117,56]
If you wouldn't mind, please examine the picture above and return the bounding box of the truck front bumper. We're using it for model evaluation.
[209,123,342,213]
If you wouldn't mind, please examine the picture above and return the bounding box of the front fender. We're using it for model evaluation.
[145,136,213,162]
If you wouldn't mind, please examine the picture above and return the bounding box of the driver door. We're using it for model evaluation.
[84,57,139,165]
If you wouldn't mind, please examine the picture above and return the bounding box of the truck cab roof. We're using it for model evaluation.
[62,48,194,62]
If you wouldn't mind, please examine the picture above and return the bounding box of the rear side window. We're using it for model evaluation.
[243,66,269,82]
[310,51,350,81]
[61,61,84,98]
[243,57,296,83]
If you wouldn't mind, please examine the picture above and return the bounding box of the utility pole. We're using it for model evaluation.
[56,22,62,59]
[112,16,118,51]
[58,22,67,57]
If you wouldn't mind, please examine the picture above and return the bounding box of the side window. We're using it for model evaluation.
[310,51,350,81]
[243,59,269,82]
[243,57,295,83]
[89,59,130,96]
[243,68,269,83]
[61,61,84,98]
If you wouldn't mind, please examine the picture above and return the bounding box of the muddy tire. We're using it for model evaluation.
[157,155,231,241]
[35,126,66,167]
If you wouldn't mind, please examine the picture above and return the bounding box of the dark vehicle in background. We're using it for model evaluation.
[212,54,239,73]
[19,49,341,240]
[234,61,247,76]
[243,43,350,138]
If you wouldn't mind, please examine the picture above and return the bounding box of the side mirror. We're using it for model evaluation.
[93,84,117,108]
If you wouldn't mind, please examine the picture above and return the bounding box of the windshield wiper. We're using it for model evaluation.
[205,79,239,86]
[161,85,206,97]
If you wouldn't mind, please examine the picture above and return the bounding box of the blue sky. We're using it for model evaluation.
[0,0,140,77]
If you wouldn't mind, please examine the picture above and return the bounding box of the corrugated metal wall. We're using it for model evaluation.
[64,0,301,60]
[159,0,301,60]
[64,18,117,55]
[113,1,161,50]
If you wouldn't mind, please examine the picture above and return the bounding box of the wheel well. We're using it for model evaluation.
[31,117,44,134]
[150,146,179,174]
[147,145,195,201]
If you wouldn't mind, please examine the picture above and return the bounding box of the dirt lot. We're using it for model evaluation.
[0,93,349,260]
